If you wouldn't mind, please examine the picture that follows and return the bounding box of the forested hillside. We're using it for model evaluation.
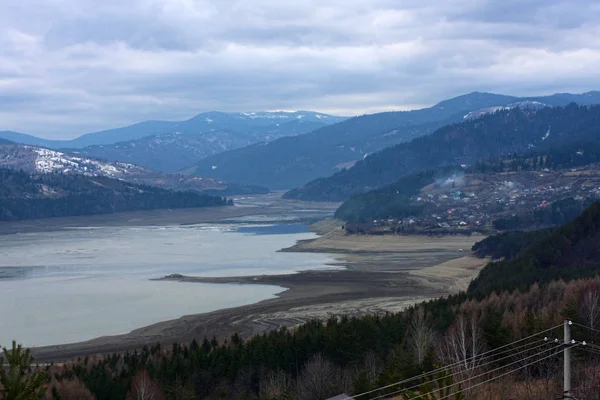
[471,141,600,173]
[469,201,600,296]
[70,121,326,172]
[287,104,600,201]
[0,168,230,221]
[334,143,600,229]
[334,169,447,222]
[471,228,555,260]
[188,92,523,189]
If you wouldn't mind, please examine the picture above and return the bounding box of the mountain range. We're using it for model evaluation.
[0,111,345,148]
[69,118,330,172]
[0,111,345,172]
[3,91,600,201]
[285,101,600,201]
[188,91,600,190]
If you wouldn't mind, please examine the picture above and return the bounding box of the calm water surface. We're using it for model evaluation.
[0,223,334,347]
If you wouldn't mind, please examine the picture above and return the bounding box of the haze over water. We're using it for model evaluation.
[0,223,335,347]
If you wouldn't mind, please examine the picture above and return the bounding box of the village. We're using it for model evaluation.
[346,166,600,235]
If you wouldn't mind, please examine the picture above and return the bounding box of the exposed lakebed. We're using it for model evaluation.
[0,223,335,347]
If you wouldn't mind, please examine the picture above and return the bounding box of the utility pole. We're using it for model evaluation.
[564,320,572,399]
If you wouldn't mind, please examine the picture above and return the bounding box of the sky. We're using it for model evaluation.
[2,0,600,139]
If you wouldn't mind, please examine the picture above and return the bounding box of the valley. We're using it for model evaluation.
[3,97,600,361]
[15,198,485,363]
[3,97,600,400]
[0,189,482,363]
[5,2,600,398]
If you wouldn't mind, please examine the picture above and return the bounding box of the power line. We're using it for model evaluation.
[440,340,555,375]
[349,323,563,399]
[574,345,600,356]
[404,344,564,399]
[579,342,600,352]
[412,349,565,400]
[367,343,565,400]
[567,340,600,355]
[571,322,600,335]
[442,336,557,371]
[371,346,562,400]
[351,341,547,400]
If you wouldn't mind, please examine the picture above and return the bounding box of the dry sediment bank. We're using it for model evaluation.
[0,193,340,236]
[31,225,487,363]
[284,226,482,254]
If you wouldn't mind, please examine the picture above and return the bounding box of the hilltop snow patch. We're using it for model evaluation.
[31,147,138,177]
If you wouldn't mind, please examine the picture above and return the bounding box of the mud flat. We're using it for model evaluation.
[0,193,339,236]
[284,226,483,254]
[31,225,488,363]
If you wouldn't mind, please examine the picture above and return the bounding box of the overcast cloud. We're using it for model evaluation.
[1,0,600,138]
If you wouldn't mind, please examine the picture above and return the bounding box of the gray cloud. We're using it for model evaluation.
[1,0,600,138]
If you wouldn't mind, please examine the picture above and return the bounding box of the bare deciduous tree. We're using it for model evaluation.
[297,353,339,400]
[126,370,165,400]
[362,351,383,388]
[408,307,436,366]
[444,313,485,378]
[581,288,600,332]
[260,370,294,400]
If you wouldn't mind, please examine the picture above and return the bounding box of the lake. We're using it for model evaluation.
[0,223,334,347]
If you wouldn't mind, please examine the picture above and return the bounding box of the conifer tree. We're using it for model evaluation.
[0,341,46,400]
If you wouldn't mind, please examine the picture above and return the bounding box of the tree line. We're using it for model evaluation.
[12,276,600,400]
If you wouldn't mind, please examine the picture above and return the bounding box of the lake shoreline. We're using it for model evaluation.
[3,193,487,363]
[29,220,487,363]
[0,202,337,236]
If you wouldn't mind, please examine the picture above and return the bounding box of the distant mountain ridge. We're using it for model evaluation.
[286,103,600,201]
[0,111,346,149]
[0,121,179,149]
[188,91,600,190]
[462,100,549,120]
[69,118,329,172]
